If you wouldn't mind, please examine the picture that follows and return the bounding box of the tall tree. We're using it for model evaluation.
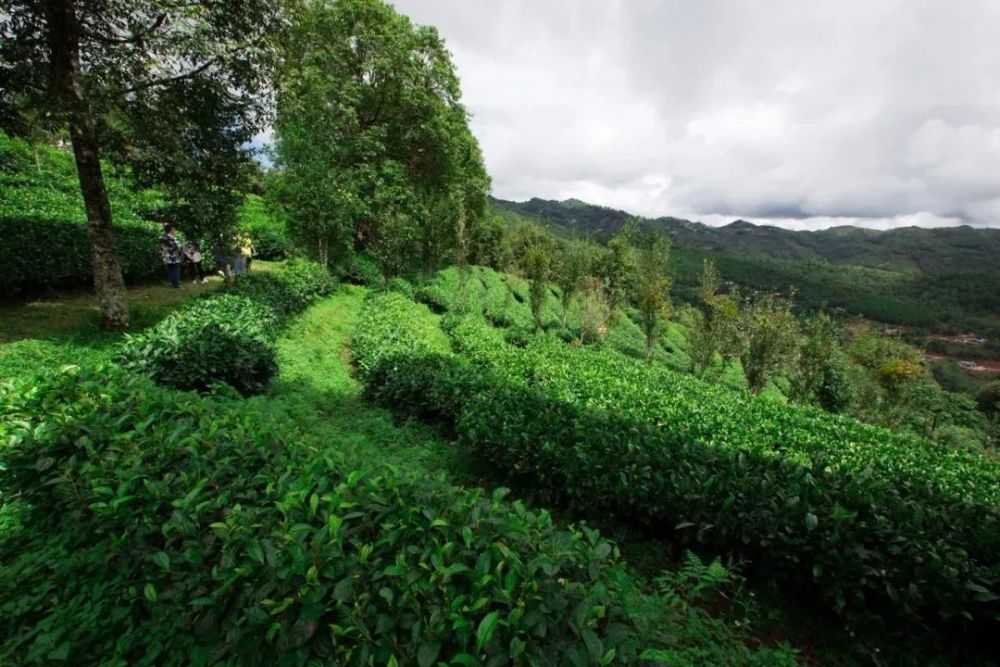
[578,276,610,344]
[690,260,741,376]
[274,0,488,275]
[737,292,800,394]
[523,245,550,331]
[555,241,592,328]
[789,312,853,412]
[600,222,638,321]
[125,78,259,261]
[634,232,672,362]
[1,0,280,329]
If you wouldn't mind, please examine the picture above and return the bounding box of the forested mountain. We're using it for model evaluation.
[493,196,1000,274]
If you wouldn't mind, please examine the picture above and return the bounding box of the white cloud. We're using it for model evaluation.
[390,0,1000,229]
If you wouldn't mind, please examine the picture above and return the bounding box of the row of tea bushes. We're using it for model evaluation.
[354,301,1000,638]
[0,131,165,295]
[0,363,793,664]
[416,266,691,369]
[117,259,333,395]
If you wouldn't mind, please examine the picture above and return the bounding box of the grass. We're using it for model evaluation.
[257,285,467,476]
[0,262,285,382]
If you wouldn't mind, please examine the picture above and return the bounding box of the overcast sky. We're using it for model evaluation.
[390,0,1000,230]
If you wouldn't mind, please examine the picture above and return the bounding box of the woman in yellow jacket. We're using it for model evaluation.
[240,234,255,272]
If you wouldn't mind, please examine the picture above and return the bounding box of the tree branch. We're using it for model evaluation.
[121,55,221,94]
[83,13,168,45]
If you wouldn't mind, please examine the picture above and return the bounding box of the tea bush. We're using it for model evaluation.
[350,292,450,380]
[279,257,335,305]
[354,300,1000,638]
[0,131,163,295]
[0,367,792,665]
[344,252,383,286]
[238,194,292,260]
[387,276,415,298]
[229,258,334,318]
[117,294,279,395]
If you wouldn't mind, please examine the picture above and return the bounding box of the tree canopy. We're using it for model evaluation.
[274,0,489,273]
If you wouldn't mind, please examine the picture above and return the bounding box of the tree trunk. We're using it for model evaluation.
[317,235,329,268]
[47,0,129,330]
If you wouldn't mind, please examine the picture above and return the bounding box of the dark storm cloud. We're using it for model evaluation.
[391,0,1000,229]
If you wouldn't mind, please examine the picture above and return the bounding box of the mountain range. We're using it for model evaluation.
[491,197,1000,275]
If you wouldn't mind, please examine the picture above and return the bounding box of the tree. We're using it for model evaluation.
[578,276,609,345]
[634,232,672,362]
[1,0,280,329]
[792,312,853,412]
[689,260,741,376]
[523,245,550,331]
[468,211,513,271]
[738,292,800,395]
[600,223,638,321]
[978,381,1000,420]
[125,78,258,269]
[274,0,488,275]
[555,241,592,328]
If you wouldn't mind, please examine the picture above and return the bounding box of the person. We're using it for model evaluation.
[212,237,230,278]
[232,233,245,274]
[183,240,207,284]
[240,234,255,272]
[160,224,183,288]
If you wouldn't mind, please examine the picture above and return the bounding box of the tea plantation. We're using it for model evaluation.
[352,269,1000,662]
[0,263,798,665]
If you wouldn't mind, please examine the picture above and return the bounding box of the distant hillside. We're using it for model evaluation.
[492,196,1000,274]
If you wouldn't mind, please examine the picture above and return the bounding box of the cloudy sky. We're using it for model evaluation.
[391,0,1000,229]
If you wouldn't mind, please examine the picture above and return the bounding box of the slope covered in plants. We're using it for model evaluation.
[352,280,1000,651]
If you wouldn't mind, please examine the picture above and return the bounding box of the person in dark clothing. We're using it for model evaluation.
[160,224,183,288]
[183,240,207,283]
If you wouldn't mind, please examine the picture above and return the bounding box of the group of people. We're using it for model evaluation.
[159,224,255,289]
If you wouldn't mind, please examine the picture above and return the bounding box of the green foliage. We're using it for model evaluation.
[523,246,551,330]
[0,364,790,665]
[124,78,258,249]
[689,260,741,376]
[228,259,334,318]
[117,295,278,395]
[350,292,450,381]
[600,224,638,318]
[634,233,672,362]
[354,296,1000,640]
[978,381,1000,419]
[275,0,489,274]
[344,253,384,286]
[791,313,852,412]
[386,276,416,298]
[737,293,800,394]
[239,194,293,260]
[554,240,594,326]
[0,132,162,295]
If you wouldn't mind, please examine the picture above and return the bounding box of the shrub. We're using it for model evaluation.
[279,257,335,305]
[0,217,162,296]
[238,194,292,260]
[0,132,163,296]
[387,276,415,298]
[0,367,791,665]
[117,294,278,395]
[228,258,333,318]
[353,301,1000,639]
[344,252,383,286]
[228,272,300,317]
[350,292,443,380]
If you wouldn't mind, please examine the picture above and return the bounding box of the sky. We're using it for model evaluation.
[390,0,1000,230]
